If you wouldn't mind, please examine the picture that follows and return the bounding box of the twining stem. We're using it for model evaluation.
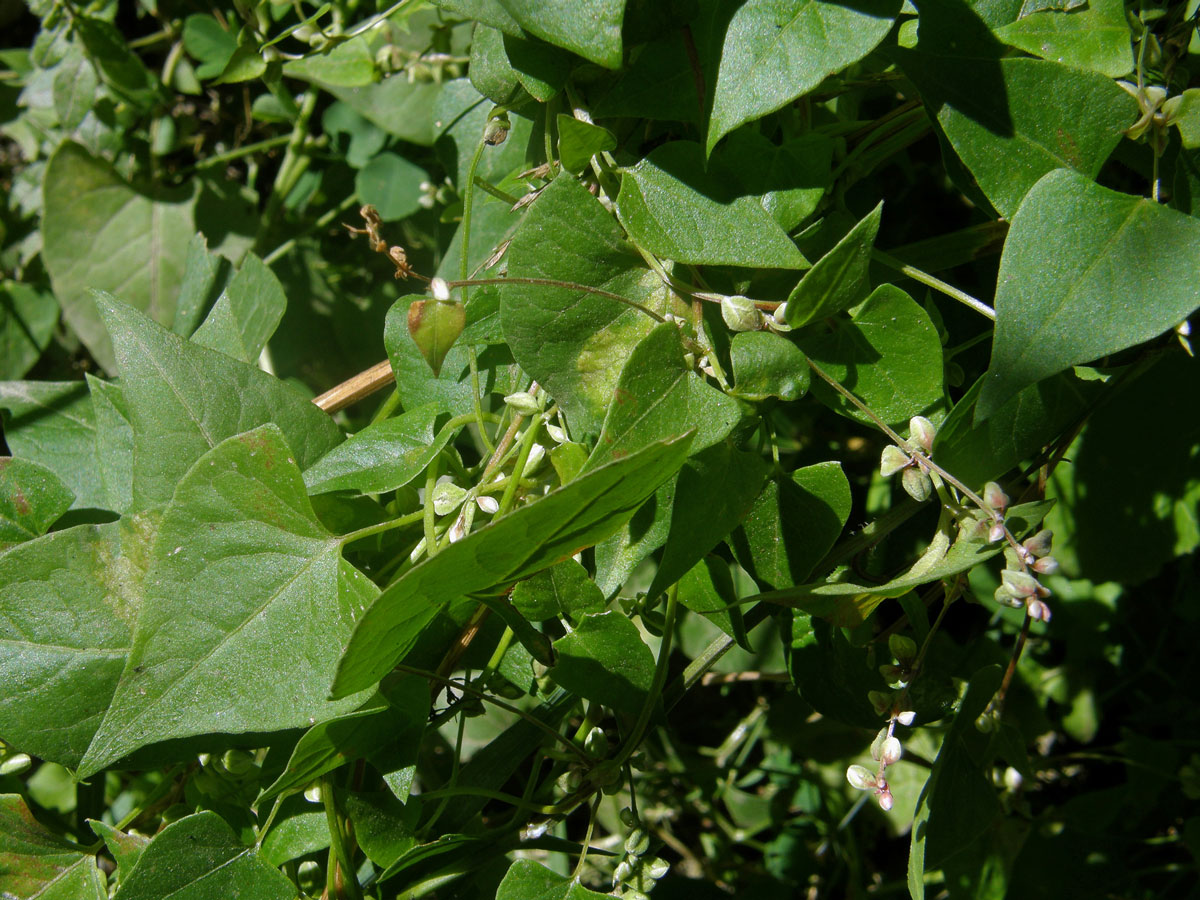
[871,250,996,320]
[254,88,318,255]
[460,132,495,451]
[615,584,680,769]
[321,775,362,900]
[265,193,358,267]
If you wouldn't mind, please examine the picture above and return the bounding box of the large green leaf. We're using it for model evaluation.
[0,794,106,900]
[706,0,901,154]
[110,811,295,900]
[646,439,770,600]
[933,370,1101,489]
[327,76,441,146]
[584,322,742,470]
[501,172,670,438]
[994,0,1131,78]
[0,456,73,545]
[784,203,882,327]
[511,558,606,621]
[96,292,341,510]
[331,433,694,697]
[1046,353,1200,585]
[729,461,852,589]
[549,610,656,716]
[977,169,1200,419]
[909,666,1004,897]
[77,425,367,777]
[496,0,624,68]
[0,521,143,768]
[433,79,533,189]
[497,860,609,900]
[0,380,105,510]
[894,3,1136,217]
[0,281,57,379]
[41,143,196,373]
[797,284,944,429]
[616,141,810,269]
[87,374,135,515]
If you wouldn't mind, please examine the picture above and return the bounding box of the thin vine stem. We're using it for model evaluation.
[444,277,667,323]
[872,250,996,320]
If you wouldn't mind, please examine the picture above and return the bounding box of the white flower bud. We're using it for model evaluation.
[895,710,916,726]
[721,294,764,332]
[909,415,936,453]
[503,391,541,416]
[475,495,499,514]
[879,736,903,766]
[846,764,877,790]
[880,444,911,477]
[876,787,894,811]
[430,277,451,301]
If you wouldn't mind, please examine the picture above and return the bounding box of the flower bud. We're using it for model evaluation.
[880,444,910,477]
[1001,568,1040,597]
[770,302,792,330]
[876,787,894,811]
[909,416,936,453]
[624,827,650,856]
[888,633,918,664]
[620,807,639,828]
[1027,598,1052,623]
[720,294,763,332]
[475,494,499,514]
[846,764,878,790]
[503,391,541,416]
[902,466,933,502]
[1032,555,1059,575]
[880,736,903,766]
[0,754,31,776]
[645,857,670,879]
[895,710,916,726]
[983,481,1009,513]
[613,860,634,884]
[221,749,256,775]
[1022,529,1053,558]
[432,481,468,515]
[304,784,322,803]
[584,726,610,758]
[988,520,1007,543]
[430,276,451,301]
[975,711,996,733]
[994,584,1024,608]
[483,111,510,145]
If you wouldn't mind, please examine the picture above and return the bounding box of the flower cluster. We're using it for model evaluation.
[847,634,918,812]
[879,416,937,502]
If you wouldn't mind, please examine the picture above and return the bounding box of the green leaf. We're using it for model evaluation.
[323,102,388,169]
[214,43,267,84]
[497,859,610,900]
[933,370,1101,488]
[407,298,466,376]
[74,15,162,108]
[784,203,882,327]
[909,666,1004,896]
[706,0,901,155]
[42,143,197,372]
[797,284,944,429]
[331,433,693,697]
[501,172,667,437]
[895,8,1136,217]
[1046,352,1200,584]
[52,51,97,130]
[0,281,58,379]
[303,403,452,496]
[759,501,1055,627]
[787,617,889,728]
[711,131,833,232]
[344,791,418,867]
[0,795,103,900]
[646,439,770,600]
[978,169,1200,419]
[593,478,676,597]
[995,0,1131,78]
[504,31,571,101]
[585,322,742,470]
[0,521,142,767]
[356,152,431,221]
[283,36,377,87]
[549,611,656,716]
[434,79,533,188]
[678,555,750,649]
[77,425,368,777]
[110,811,295,900]
[590,29,701,124]
[557,113,617,174]
[182,14,237,80]
[258,797,330,867]
[729,462,852,589]
[190,253,287,363]
[0,380,105,510]
[0,456,73,545]
[469,25,524,104]
[89,821,150,880]
[1171,89,1200,150]
[729,331,809,401]
[616,141,810,269]
[511,558,606,621]
[87,375,135,515]
[259,678,428,803]
[96,292,341,510]
[173,234,228,338]
[496,0,624,68]
[328,75,442,146]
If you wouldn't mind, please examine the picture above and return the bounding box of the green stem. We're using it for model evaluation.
[445,277,666,323]
[423,454,442,559]
[321,777,362,900]
[340,508,425,547]
[254,89,319,255]
[369,388,403,425]
[460,132,496,453]
[872,250,995,320]
[262,192,357,265]
[615,584,680,769]
[497,417,541,516]
[192,134,292,171]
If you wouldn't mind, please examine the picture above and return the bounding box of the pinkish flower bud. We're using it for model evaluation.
[846,765,877,790]
[1022,529,1053,558]
[1032,556,1059,575]
[1027,598,1052,622]
[880,444,911,477]
[909,416,936,453]
[983,481,1009,513]
[879,736,903,766]
[1001,568,1040,597]
[876,787,894,811]
[988,520,1007,543]
[994,584,1024,608]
